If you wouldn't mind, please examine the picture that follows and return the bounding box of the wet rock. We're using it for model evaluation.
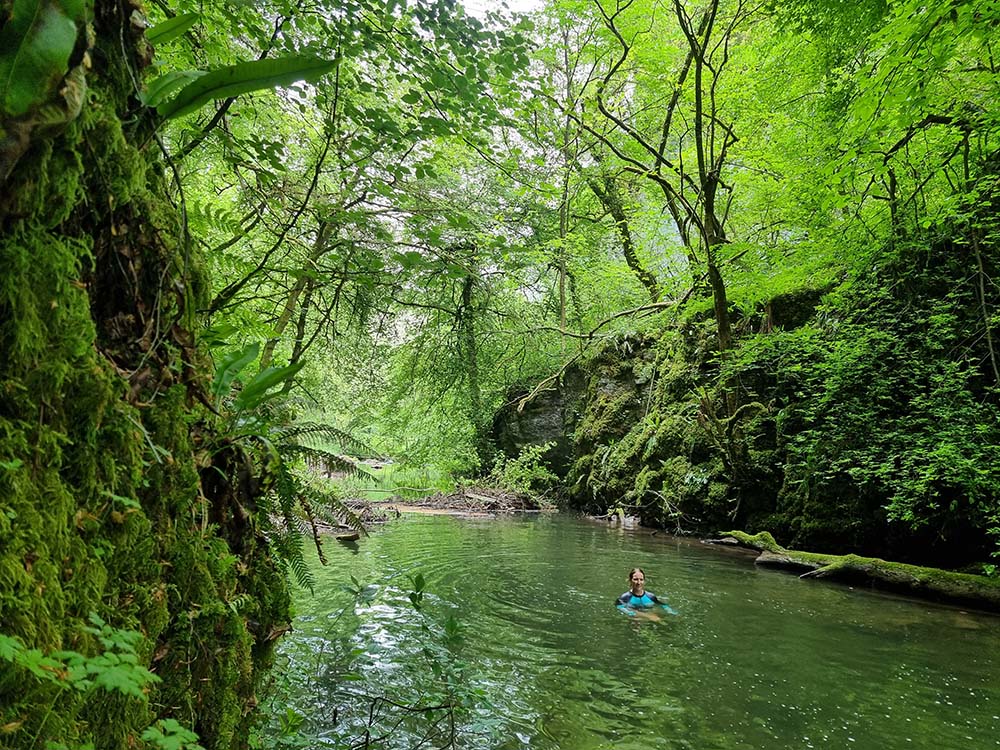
[491,366,586,476]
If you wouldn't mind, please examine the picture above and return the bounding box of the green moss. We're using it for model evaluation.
[574,388,637,447]
[0,25,289,750]
[720,530,783,553]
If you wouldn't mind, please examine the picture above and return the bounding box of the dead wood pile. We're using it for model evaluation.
[393,486,553,514]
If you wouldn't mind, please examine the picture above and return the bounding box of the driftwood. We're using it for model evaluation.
[391,486,554,514]
[706,531,1000,612]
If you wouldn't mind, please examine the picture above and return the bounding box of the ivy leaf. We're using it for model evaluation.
[146,12,199,46]
[0,0,85,117]
[157,55,337,119]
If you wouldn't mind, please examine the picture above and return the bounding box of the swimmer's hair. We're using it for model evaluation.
[628,567,645,581]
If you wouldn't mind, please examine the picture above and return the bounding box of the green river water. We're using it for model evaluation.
[270,513,1000,750]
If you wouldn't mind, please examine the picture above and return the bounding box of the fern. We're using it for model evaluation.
[280,444,373,480]
[272,422,378,457]
[211,346,375,593]
[299,476,366,535]
[270,525,314,592]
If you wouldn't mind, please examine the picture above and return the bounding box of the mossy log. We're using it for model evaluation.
[715,531,1000,612]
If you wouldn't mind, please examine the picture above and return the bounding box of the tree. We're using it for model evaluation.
[554,0,759,358]
[0,1,295,746]
[0,0,532,745]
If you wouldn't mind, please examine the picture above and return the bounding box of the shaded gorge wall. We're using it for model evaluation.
[495,246,1000,571]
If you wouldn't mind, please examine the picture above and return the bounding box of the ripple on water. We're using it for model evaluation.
[280,514,1000,750]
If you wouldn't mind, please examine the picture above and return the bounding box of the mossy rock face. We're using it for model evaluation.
[762,287,830,330]
[491,367,587,476]
[0,11,289,750]
[564,337,657,507]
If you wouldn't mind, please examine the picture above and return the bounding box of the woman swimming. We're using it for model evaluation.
[616,567,677,616]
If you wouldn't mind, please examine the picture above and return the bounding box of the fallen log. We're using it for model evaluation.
[714,531,1000,613]
[754,550,822,574]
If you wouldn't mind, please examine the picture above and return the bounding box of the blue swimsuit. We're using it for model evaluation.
[616,591,676,616]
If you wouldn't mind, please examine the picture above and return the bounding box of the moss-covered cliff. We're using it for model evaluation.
[498,226,1000,571]
[0,2,289,748]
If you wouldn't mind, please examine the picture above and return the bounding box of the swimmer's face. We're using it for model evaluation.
[629,570,645,594]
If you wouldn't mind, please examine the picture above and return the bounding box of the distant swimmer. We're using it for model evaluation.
[616,567,677,617]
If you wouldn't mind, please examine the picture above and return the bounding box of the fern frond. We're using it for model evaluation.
[267,461,316,592]
[271,528,314,592]
[280,444,375,480]
[273,423,378,458]
[297,492,328,565]
[273,462,299,520]
[304,483,366,536]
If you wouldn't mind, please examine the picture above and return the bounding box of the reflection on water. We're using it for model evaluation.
[270,514,1000,749]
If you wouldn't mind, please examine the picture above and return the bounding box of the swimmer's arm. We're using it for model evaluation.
[615,596,636,617]
[649,593,678,615]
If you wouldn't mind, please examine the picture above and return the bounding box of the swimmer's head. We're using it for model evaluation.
[628,568,645,594]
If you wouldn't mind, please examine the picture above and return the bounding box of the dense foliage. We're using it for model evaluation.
[2,0,999,747]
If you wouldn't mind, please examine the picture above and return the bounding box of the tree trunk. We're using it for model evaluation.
[714,532,1000,612]
[457,272,494,467]
[587,174,660,301]
[260,221,332,369]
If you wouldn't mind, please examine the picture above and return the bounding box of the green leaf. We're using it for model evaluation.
[141,719,204,750]
[396,250,426,270]
[140,69,206,108]
[0,0,85,117]
[103,490,141,509]
[146,12,199,46]
[157,55,337,119]
[212,343,260,403]
[0,634,23,662]
[234,360,306,411]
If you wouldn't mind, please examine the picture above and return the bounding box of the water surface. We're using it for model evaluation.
[272,513,1000,749]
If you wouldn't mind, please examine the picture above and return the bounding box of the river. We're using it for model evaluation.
[265,513,1000,749]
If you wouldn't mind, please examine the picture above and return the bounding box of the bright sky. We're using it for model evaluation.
[464,0,544,18]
